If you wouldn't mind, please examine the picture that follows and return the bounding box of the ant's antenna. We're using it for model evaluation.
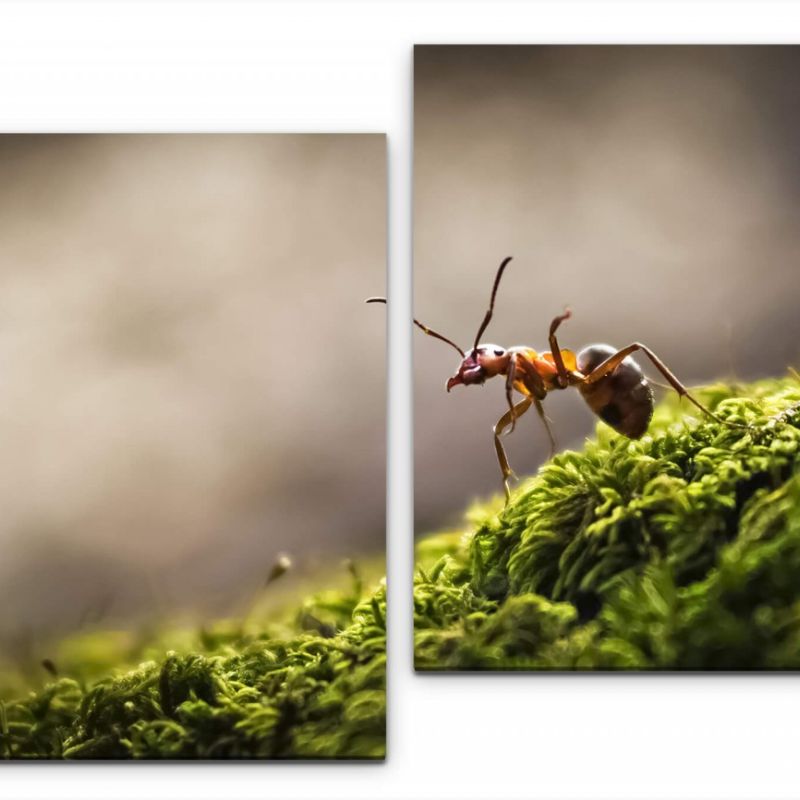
[366,297,465,357]
[472,256,513,352]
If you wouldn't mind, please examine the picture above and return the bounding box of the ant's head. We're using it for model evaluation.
[366,255,514,392]
[446,345,509,392]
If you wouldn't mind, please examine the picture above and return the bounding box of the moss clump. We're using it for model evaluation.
[415,376,800,670]
[0,570,386,759]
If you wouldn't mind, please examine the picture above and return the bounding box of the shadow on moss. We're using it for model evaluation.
[415,376,800,670]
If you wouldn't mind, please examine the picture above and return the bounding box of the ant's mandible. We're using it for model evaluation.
[368,256,739,503]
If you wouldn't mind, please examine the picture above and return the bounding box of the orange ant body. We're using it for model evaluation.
[368,256,738,503]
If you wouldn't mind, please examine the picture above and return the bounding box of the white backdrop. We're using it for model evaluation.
[2,2,800,799]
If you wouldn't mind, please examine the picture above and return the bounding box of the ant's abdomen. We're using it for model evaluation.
[576,344,654,439]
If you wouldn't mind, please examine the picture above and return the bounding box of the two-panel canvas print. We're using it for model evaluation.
[413,46,800,671]
[0,134,386,759]
[2,44,800,765]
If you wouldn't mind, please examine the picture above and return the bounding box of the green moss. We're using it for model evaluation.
[415,376,800,670]
[0,567,386,759]
[4,376,799,757]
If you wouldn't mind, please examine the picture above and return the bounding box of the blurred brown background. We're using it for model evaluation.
[415,46,800,534]
[0,134,385,645]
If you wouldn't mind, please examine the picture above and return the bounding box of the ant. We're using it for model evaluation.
[368,256,743,503]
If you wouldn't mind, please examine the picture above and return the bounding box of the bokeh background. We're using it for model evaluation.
[0,134,385,649]
[415,45,800,534]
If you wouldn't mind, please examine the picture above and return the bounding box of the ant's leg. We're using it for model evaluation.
[494,397,532,503]
[506,356,549,435]
[548,309,572,388]
[505,358,519,433]
[582,342,741,427]
[533,397,557,458]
